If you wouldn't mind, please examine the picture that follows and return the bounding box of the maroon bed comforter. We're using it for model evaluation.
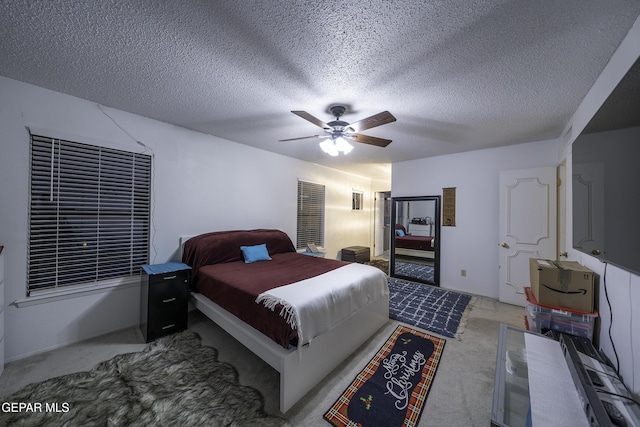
[197,252,348,347]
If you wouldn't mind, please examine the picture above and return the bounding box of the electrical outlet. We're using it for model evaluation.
[461,269,467,277]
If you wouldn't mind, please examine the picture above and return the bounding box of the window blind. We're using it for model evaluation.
[28,135,151,293]
[296,180,325,249]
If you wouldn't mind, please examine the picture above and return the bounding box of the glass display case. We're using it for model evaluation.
[491,324,542,426]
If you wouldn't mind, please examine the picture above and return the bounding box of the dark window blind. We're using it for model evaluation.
[296,180,325,249]
[28,135,151,293]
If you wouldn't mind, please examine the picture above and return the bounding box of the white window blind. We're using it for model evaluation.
[28,135,151,293]
[296,180,325,249]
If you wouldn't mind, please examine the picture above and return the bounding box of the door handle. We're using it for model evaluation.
[500,242,509,248]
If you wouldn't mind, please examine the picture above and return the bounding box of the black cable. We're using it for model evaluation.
[602,262,621,376]
[589,366,623,382]
[595,389,640,408]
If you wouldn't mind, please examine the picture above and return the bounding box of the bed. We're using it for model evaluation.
[181,229,389,413]
[394,224,435,259]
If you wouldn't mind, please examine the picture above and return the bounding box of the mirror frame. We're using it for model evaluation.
[390,195,441,286]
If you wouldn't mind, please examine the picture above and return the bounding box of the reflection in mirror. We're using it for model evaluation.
[390,196,440,286]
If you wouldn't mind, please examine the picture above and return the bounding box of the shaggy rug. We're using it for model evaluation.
[324,325,445,427]
[0,331,289,427]
[388,278,475,339]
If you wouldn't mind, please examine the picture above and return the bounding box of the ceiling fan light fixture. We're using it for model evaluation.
[335,136,353,154]
[319,138,339,156]
[319,136,353,156]
[284,106,395,151]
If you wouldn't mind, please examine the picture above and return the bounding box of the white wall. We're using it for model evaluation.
[391,139,558,298]
[0,76,377,361]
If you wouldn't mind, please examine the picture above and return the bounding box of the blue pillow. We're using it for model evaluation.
[395,229,405,236]
[240,244,272,263]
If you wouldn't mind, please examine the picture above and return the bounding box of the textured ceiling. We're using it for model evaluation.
[1,1,639,180]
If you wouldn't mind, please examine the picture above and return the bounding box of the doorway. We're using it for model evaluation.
[374,192,392,258]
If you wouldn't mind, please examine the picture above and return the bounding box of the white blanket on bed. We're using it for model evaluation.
[255,262,388,346]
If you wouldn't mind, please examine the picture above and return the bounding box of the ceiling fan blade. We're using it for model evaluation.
[279,135,327,142]
[353,134,392,147]
[291,111,329,129]
[348,111,396,132]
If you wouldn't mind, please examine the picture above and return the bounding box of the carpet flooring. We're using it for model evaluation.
[0,331,289,427]
[0,298,527,426]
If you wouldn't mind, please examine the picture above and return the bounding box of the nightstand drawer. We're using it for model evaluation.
[140,262,191,342]
[148,275,188,312]
[147,306,188,342]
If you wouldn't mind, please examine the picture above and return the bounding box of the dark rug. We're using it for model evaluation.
[0,331,289,427]
[324,325,445,427]
[366,259,435,283]
[388,278,475,339]
[394,261,434,283]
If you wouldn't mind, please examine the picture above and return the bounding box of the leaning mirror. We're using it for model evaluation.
[390,196,440,286]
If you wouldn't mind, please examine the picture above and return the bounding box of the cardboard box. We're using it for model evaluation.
[529,258,595,313]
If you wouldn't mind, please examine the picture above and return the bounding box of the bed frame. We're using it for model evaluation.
[191,292,388,413]
[180,236,389,413]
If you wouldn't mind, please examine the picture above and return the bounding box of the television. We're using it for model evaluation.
[572,57,640,275]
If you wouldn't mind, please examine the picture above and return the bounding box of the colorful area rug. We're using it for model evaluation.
[0,331,289,426]
[324,325,445,427]
[388,278,475,339]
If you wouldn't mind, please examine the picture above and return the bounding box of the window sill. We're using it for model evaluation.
[13,276,141,308]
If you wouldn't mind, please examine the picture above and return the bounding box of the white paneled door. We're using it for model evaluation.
[499,168,557,306]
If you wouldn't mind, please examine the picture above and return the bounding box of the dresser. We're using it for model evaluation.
[407,223,432,236]
[140,262,190,342]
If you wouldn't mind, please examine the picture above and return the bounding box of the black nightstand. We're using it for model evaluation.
[140,262,191,342]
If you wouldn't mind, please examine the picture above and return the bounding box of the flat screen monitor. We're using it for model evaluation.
[572,126,640,275]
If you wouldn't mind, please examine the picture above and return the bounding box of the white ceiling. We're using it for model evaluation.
[2,1,639,180]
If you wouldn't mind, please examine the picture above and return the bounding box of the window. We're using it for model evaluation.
[28,134,152,294]
[296,180,325,249]
[352,191,363,210]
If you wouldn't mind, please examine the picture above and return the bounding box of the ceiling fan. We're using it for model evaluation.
[280,105,397,156]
